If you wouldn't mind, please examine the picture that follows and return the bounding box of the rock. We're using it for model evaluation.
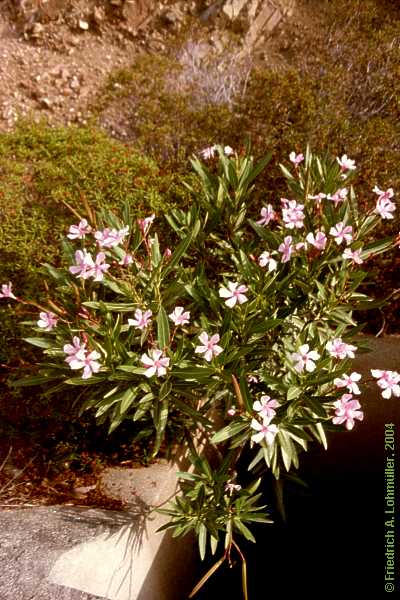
[40,97,53,109]
[78,19,89,31]
[223,0,250,19]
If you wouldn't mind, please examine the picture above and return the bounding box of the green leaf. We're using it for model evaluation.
[211,421,248,444]
[157,306,170,350]
[198,523,207,561]
[23,337,53,349]
[12,375,56,387]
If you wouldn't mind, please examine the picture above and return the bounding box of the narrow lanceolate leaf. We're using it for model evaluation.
[211,421,249,444]
[198,523,207,561]
[23,337,53,349]
[163,223,199,276]
[157,306,170,350]
[152,397,169,457]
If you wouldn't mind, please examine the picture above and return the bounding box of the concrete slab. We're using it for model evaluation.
[0,506,128,600]
[49,460,195,600]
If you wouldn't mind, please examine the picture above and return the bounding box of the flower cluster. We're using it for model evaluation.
[64,336,101,380]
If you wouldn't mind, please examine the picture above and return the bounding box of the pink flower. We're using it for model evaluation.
[375,197,396,219]
[308,193,327,203]
[69,249,95,279]
[342,247,363,264]
[327,188,348,206]
[224,146,234,156]
[141,349,170,377]
[282,200,305,229]
[138,214,155,236]
[337,154,356,172]
[219,281,248,308]
[371,369,400,399]
[64,336,87,367]
[65,343,101,379]
[90,252,110,281]
[225,481,241,495]
[80,350,102,379]
[251,417,278,445]
[247,375,258,383]
[163,248,172,259]
[128,309,152,330]
[289,151,304,166]
[253,395,280,418]
[278,236,294,263]
[334,372,362,395]
[169,306,190,326]
[291,344,320,373]
[227,407,237,417]
[67,219,92,240]
[329,222,353,245]
[332,394,363,430]
[258,251,278,271]
[257,204,276,226]
[37,311,58,331]
[200,145,216,159]
[0,282,16,299]
[326,338,357,359]
[373,187,396,219]
[94,226,129,248]
[373,185,394,201]
[118,253,134,266]
[306,231,327,251]
[195,332,223,362]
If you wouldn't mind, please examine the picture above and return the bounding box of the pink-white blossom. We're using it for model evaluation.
[326,338,357,359]
[195,332,223,362]
[90,252,111,281]
[258,251,278,271]
[308,193,327,203]
[289,151,304,166]
[141,349,170,377]
[169,306,190,326]
[224,146,234,156]
[251,416,278,445]
[337,154,356,172]
[291,344,321,373]
[227,407,237,417]
[225,481,241,495]
[329,222,353,245]
[37,311,58,331]
[247,375,259,383]
[332,394,363,430]
[200,145,216,160]
[67,219,92,240]
[0,282,16,299]
[219,281,248,308]
[334,372,362,395]
[373,187,396,219]
[253,395,280,419]
[278,236,294,263]
[342,247,363,264]
[138,214,155,236]
[371,369,400,399]
[118,253,134,266]
[306,231,327,251]
[94,226,129,248]
[128,309,152,331]
[282,200,305,229]
[64,336,87,367]
[257,204,276,226]
[327,188,348,206]
[80,350,102,379]
[69,249,95,279]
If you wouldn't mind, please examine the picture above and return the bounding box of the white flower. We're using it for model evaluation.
[251,417,278,445]
[291,344,320,373]
[219,281,248,308]
[334,372,362,395]
[195,332,223,362]
[141,349,170,378]
[258,251,278,271]
[169,306,190,326]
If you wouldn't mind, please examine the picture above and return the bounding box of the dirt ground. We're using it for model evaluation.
[0,0,299,133]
